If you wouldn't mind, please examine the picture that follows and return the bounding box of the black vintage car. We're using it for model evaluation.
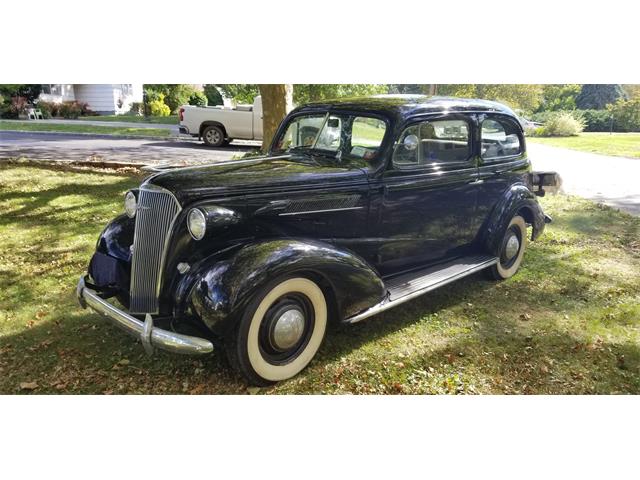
[77,95,559,385]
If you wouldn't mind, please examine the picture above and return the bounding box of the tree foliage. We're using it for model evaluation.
[622,84,640,99]
[536,84,581,112]
[216,84,259,104]
[607,96,640,132]
[436,84,544,112]
[144,84,203,113]
[575,84,627,110]
[203,85,224,106]
[387,84,423,94]
[292,84,387,104]
[0,84,42,102]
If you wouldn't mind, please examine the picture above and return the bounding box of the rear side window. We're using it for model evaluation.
[393,119,471,168]
[481,118,522,160]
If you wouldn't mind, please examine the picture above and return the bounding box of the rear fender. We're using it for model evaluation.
[176,239,386,336]
[481,183,547,256]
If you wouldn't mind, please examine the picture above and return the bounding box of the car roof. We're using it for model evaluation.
[293,94,518,123]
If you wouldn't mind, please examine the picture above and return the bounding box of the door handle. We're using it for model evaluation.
[468,179,484,185]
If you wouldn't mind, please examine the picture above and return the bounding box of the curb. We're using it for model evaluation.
[1,157,152,170]
[0,129,181,142]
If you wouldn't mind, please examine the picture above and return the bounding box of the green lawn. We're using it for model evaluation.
[528,132,640,158]
[1,163,639,394]
[0,121,172,138]
[77,114,179,125]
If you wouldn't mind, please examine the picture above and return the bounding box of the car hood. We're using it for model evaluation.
[144,154,369,204]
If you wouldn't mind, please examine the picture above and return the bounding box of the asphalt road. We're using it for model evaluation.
[0,131,259,165]
[1,130,638,215]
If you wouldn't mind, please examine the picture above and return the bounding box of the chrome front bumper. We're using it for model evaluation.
[76,276,213,356]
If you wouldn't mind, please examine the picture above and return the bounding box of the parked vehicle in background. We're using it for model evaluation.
[178,96,263,146]
[77,95,560,386]
[519,116,543,135]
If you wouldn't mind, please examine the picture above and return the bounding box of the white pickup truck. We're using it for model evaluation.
[178,96,263,147]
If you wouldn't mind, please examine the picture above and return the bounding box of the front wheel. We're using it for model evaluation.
[487,215,527,280]
[226,277,328,386]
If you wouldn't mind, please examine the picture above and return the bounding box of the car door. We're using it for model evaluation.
[372,115,479,274]
[474,114,528,235]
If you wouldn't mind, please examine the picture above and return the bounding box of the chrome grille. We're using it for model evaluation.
[129,185,181,314]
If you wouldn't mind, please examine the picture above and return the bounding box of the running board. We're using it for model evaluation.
[344,254,498,324]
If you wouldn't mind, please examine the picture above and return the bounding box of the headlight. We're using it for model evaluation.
[187,208,206,240]
[124,191,137,218]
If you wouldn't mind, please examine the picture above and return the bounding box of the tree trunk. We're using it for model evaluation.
[259,84,292,151]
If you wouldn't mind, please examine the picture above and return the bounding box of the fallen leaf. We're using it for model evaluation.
[247,387,261,395]
[20,382,38,390]
[519,313,532,321]
[118,359,130,366]
[189,384,206,395]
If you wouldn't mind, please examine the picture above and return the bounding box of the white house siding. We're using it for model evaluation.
[63,84,142,115]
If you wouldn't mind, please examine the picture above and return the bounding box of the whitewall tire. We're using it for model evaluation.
[227,277,327,386]
[488,215,527,280]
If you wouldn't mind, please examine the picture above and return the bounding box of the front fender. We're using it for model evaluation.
[177,239,386,336]
[95,214,135,261]
[481,183,547,256]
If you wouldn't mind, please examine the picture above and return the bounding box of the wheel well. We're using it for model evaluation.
[517,206,536,239]
[517,206,534,225]
[296,271,340,324]
[199,122,227,138]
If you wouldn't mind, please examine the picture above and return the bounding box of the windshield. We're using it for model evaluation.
[272,112,388,168]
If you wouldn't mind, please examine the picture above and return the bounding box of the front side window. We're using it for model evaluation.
[393,119,470,168]
[481,118,522,160]
[272,112,388,168]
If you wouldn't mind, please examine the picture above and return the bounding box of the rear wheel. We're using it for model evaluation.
[487,215,527,280]
[202,125,225,147]
[226,276,328,386]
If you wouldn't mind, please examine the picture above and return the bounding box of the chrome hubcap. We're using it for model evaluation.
[504,234,520,260]
[206,130,220,143]
[272,309,305,350]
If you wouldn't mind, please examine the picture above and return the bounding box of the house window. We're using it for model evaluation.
[41,84,63,96]
[121,84,132,95]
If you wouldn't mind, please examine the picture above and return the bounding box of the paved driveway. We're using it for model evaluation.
[528,143,640,215]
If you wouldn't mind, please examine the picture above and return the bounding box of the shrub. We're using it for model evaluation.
[580,109,614,132]
[188,91,208,107]
[608,97,640,132]
[36,101,62,118]
[148,94,170,116]
[1,96,29,118]
[536,111,585,137]
[58,101,81,119]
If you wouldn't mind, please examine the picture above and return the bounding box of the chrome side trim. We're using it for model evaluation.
[77,276,213,355]
[279,206,364,216]
[343,257,498,324]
